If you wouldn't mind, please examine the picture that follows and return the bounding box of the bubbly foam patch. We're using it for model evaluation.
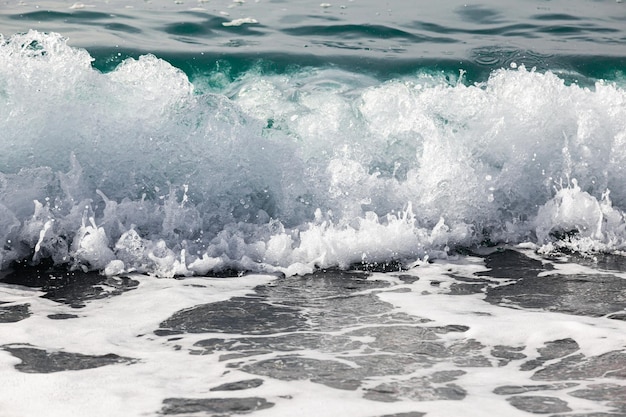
[1,31,626,276]
[1,256,625,417]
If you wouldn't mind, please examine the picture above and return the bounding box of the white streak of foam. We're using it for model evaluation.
[222,17,259,26]
[378,260,626,357]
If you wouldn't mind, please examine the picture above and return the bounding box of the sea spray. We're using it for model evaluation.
[1,31,626,276]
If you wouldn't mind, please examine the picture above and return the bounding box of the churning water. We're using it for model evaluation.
[1,0,625,277]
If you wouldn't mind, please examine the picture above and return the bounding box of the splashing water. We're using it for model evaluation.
[1,31,625,276]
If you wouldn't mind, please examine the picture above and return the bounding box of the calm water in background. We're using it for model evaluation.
[2,0,625,78]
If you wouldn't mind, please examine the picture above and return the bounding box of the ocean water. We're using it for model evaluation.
[0,0,625,276]
[1,1,626,416]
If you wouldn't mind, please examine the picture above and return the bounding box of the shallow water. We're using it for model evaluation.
[1,249,626,416]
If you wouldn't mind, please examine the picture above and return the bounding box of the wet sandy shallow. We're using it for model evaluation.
[1,249,625,417]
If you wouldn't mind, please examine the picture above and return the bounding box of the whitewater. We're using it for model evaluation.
[2,1,626,417]
[1,30,625,277]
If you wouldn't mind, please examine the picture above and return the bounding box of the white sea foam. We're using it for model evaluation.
[1,260,624,416]
[1,31,626,276]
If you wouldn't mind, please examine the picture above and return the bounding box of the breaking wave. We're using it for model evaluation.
[1,31,625,276]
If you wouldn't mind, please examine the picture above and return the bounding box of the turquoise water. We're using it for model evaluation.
[0,0,625,276]
[3,0,625,79]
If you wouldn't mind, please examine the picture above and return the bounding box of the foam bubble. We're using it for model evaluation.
[1,31,626,276]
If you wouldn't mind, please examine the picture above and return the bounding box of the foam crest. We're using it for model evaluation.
[1,31,626,276]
